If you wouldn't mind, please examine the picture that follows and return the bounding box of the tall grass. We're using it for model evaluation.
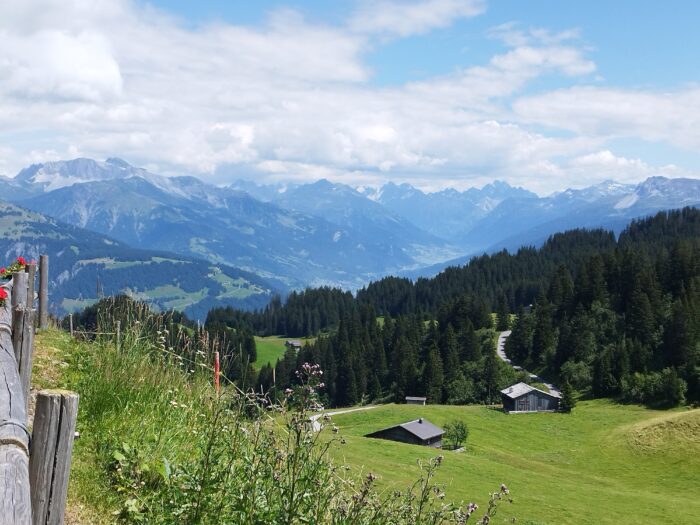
[66,301,511,524]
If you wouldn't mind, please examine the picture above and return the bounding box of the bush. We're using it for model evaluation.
[444,420,469,450]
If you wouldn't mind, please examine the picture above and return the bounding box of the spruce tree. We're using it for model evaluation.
[559,381,576,412]
[423,345,444,403]
[496,294,510,331]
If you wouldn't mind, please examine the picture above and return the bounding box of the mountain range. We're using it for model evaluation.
[0,200,274,320]
[1,157,699,310]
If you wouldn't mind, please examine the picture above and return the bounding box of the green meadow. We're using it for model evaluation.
[253,335,315,369]
[327,402,700,525]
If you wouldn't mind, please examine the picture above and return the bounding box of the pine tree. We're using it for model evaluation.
[559,381,576,412]
[423,345,444,403]
[440,323,460,382]
[496,294,510,331]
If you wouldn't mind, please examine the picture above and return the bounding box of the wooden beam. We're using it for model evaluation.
[12,308,35,414]
[38,256,48,330]
[29,390,79,525]
[0,280,32,525]
[26,264,36,309]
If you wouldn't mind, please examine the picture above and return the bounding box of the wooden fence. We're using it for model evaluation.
[0,257,79,525]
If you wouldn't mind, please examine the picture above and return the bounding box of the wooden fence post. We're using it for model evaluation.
[0,281,32,525]
[12,308,35,414]
[68,314,73,337]
[12,273,28,311]
[38,256,48,330]
[29,390,79,525]
[26,264,36,309]
[11,273,34,411]
[116,320,121,350]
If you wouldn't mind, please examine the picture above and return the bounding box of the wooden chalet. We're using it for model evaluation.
[405,396,427,405]
[366,418,444,448]
[285,340,302,352]
[501,382,560,413]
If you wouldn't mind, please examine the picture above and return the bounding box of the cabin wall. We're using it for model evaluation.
[503,391,559,412]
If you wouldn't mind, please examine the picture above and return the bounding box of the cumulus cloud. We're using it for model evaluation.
[0,0,697,193]
[350,0,485,37]
[514,87,700,150]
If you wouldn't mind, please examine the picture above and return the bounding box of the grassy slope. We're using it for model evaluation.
[32,329,113,524]
[328,403,700,525]
[32,328,700,524]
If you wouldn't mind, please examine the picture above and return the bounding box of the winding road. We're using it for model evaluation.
[310,405,381,431]
[496,330,561,397]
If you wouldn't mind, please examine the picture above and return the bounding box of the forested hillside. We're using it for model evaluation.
[206,208,700,408]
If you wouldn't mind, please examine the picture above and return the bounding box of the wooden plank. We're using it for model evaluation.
[0,449,32,524]
[26,264,36,309]
[0,280,32,525]
[12,273,28,311]
[38,256,48,330]
[29,390,79,525]
[12,308,35,413]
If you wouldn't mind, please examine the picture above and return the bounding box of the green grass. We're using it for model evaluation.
[253,335,315,369]
[327,402,700,525]
[209,269,266,300]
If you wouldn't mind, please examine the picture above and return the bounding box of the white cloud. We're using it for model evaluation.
[514,87,700,150]
[350,0,485,37]
[567,150,685,185]
[0,0,697,195]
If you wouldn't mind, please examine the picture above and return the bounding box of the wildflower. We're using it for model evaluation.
[500,483,509,494]
[16,257,26,266]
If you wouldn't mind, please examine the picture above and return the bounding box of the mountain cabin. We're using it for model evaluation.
[366,418,444,448]
[501,382,560,413]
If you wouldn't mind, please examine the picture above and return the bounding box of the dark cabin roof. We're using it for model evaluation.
[501,382,561,399]
[401,418,444,440]
[369,418,444,441]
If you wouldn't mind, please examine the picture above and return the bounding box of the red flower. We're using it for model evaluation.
[16,257,26,266]
[0,268,5,274]
[0,288,7,300]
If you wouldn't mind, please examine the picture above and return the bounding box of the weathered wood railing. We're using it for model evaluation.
[0,257,79,525]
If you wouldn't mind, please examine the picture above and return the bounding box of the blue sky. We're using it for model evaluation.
[1,0,700,194]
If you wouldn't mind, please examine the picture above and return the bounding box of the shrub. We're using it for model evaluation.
[444,420,469,450]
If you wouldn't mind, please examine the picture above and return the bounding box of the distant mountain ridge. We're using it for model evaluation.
[0,200,275,320]
[3,157,699,288]
[4,158,460,289]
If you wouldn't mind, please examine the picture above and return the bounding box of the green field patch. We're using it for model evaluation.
[327,401,700,525]
[253,335,316,369]
[128,285,208,312]
[62,297,99,312]
[209,268,266,300]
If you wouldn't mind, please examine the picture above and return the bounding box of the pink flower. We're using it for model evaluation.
[16,257,26,266]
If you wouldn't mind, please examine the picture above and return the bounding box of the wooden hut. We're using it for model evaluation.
[501,382,560,413]
[285,340,302,352]
[405,396,426,405]
[366,418,444,448]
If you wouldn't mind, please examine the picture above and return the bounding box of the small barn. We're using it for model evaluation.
[366,418,444,448]
[285,340,302,352]
[405,396,427,405]
[501,382,560,413]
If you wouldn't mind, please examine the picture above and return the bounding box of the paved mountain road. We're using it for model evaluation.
[497,330,561,397]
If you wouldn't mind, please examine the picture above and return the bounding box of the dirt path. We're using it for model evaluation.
[496,330,561,396]
[310,405,381,431]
